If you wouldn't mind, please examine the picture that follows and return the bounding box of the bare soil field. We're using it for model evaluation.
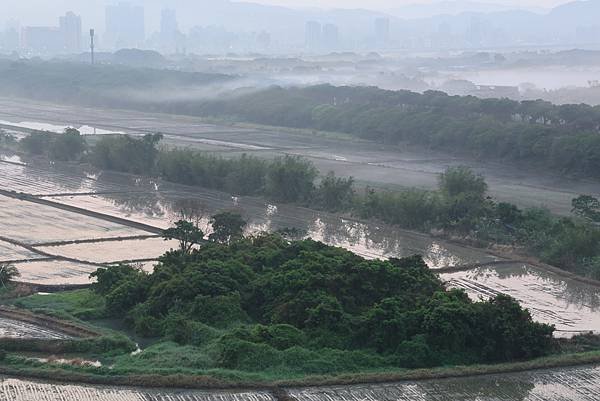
[1,97,598,216]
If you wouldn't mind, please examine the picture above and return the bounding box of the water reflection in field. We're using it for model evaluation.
[292,364,600,401]
[0,377,273,401]
[46,189,494,267]
[3,157,600,336]
[442,264,600,336]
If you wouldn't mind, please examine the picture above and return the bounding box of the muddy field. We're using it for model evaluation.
[0,156,598,335]
[3,364,600,400]
[13,260,101,285]
[441,264,600,337]
[292,364,600,401]
[0,195,147,245]
[0,377,273,401]
[1,100,600,398]
[38,238,179,265]
[1,97,598,216]
[0,241,42,263]
[0,318,72,340]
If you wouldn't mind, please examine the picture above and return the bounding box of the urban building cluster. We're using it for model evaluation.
[0,2,393,57]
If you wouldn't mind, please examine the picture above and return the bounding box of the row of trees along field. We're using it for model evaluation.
[186,85,600,178]
[13,130,600,278]
[3,59,600,177]
[89,222,553,373]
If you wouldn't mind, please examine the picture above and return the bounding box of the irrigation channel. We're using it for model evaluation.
[1,141,600,397]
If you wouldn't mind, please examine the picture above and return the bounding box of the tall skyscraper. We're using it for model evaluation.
[1,20,20,52]
[374,17,390,46]
[59,12,82,53]
[322,24,339,50]
[105,2,145,49]
[160,9,178,37]
[305,21,322,51]
[22,26,62,53]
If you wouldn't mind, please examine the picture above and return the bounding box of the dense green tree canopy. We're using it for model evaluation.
[91,232,554,370]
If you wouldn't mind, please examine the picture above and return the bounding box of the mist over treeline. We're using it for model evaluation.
[2,58,599,181]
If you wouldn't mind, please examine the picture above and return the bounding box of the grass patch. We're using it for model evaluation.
[11,290,106,320]
[1,350,600,390]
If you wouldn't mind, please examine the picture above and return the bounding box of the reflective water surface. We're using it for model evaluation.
[442,264,600,337]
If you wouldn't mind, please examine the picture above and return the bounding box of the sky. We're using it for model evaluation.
[251,0,570,9]
[0,0,576,31]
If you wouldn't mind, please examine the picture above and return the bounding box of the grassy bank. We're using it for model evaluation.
[0,349,599,390]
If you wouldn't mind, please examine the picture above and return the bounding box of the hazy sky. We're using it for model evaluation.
[252,0,570,9]
[0,0,575,31]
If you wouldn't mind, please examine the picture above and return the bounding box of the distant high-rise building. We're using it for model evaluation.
[160,9,178,37]
[257,31,271,49]
[59,12,82,53]
[22,26,62,52]
[374,17,390,46]
[105,2,145,49]
[305,21,322,51]
[322,24,339,50]
[159,8,181,52]
[1,20,20,52]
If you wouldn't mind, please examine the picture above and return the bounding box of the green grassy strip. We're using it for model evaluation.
[1,350,600,390]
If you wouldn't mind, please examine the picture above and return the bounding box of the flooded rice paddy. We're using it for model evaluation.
[13,260,100,285]
[0,157,599,335]
[0,196,147,245]
[0,318,71,340]
[2,102,600,398]
[441,264,600,337]
[0,377,273,401]
[1,97,599,215]
[2,364,600,400]
[291,364,600,401]
[37,238,179,265]
[0,240,42,262]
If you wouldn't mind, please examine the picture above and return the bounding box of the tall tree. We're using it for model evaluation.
[0,263,20,288]
[209,212,247,244]
[572,195,600,222]
[163,220,204,254]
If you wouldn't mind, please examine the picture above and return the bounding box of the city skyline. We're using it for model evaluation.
[1,0,598,56]
[1,0,574,29]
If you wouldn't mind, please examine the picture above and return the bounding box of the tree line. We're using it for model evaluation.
[187,85,600,178]
[3,60,600,177]
[15,130,600,278]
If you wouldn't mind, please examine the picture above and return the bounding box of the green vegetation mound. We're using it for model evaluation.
[90,234,553,374]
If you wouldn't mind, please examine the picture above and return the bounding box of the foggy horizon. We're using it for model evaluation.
[1,0,576,28]
[3,0,600,398]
